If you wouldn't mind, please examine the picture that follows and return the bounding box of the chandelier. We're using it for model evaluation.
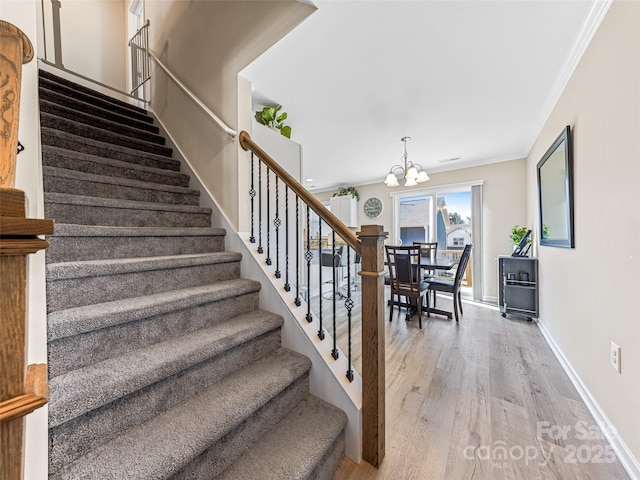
[383,136,430,187]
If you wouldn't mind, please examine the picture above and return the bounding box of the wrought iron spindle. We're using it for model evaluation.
[257,161,263,254]
[284,185,291,291]
[345,245,354,382]
[331,231,339,360]
[317,219,325,340]
[295,196,301,306]
[274,177,281,278]
[305,205,313,322]
[249,152,255,243]
[265,167,271,265]
[318,222,333,340]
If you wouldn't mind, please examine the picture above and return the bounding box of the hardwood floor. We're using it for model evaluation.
[329,295,630,480]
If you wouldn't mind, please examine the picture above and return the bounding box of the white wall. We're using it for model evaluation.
[526,0,640,469]
[315,158,528,301]
[144,0,315,228]
[40,0,127,91]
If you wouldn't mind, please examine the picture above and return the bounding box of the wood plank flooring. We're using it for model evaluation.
[329,295,630,480]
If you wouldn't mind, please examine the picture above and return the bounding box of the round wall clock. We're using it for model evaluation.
[363,197,383,219]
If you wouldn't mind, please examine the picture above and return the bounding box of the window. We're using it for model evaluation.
[391,181,483,300]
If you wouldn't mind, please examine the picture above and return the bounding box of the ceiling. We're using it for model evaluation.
[241,0,607,192]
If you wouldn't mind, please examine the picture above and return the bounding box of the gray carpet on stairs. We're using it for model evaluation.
[41,69,347,479]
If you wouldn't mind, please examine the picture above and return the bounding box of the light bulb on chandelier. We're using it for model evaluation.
[383,136,430,187]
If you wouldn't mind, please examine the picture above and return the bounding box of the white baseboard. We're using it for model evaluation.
[483,295,498,304]
[537,320,640,480]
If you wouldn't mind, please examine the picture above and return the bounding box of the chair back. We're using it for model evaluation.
[413,241,438,259]
[453,244,473,288]
[385,245,422,294]
[321,251,341,268]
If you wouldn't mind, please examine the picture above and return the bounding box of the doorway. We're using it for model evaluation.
[392,182,483,301]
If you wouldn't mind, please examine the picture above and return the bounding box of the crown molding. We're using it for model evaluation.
[527,0,613,155]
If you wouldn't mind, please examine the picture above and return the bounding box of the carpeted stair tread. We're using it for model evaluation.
[50,348,310,480]
[46,252,241,282]
[42,145,187,186]
[51,223,225,238]
[41,112,172,157]
[39,69,149,117]
[217,396,348,480]
[48,278,260,341]
[43,166,200,204]
[45,224,227,262]
[44,192,209,214]
[48,310,286,428]
[39,87,157,131]
[41,130,180,170]
[45,193,212,228]
[40,99,163,144]
[46,252,242,312]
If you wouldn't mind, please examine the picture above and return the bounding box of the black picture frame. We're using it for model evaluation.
[537,125,574,248]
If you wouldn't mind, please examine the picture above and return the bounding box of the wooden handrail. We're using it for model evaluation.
[0,22,53,480]
[239,131,361,254]
[0,364,48,424]
[240,131,386,466]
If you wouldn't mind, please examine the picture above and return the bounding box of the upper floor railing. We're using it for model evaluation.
[127,20,237,139]
[128,20,151,99]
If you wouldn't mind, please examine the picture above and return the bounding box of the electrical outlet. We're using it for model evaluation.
[610,342,621,373]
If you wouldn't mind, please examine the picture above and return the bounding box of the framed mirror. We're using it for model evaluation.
[537,125,574,248]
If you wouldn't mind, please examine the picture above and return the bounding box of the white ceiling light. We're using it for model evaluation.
[383,137,430,187]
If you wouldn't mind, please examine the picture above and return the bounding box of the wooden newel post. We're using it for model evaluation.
[357,224,387,468]
[0,21,53,480]
[0,21,34,189]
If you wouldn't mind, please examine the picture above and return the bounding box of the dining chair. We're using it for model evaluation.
[385,245,430,328]
[413,241,438,259]
[320,251,344,299]
[413,241,438,280]
[428,244,472,323]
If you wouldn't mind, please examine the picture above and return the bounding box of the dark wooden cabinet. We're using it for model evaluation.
[498,256,538,320]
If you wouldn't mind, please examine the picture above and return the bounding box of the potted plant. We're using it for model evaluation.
[254,105,292,139]
[509,225,530,246]
[333,186,360,201]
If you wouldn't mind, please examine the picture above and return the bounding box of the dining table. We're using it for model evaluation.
[387,255,458,320]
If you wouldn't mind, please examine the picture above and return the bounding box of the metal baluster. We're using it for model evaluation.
[305,206,313,322]
[249,152,255,244]
[284,186,291,291]
[257,161,263,254]
[345,245,354,382]
[317,219,325,340]
[274,177,281,277]
[265,167,271,265]
[295,196,302,306]
[331,231,339,360]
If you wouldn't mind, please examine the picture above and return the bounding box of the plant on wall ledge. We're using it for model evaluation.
[509,225,530,245]
[510,225,548,245]
[254,105,292,139]
[333,186,360,201]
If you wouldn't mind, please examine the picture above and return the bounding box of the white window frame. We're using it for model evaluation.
[389,180,484,300]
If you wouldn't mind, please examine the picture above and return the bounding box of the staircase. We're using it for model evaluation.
[40,69,347,479]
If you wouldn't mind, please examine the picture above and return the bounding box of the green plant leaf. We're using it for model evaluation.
[509,225,530,244]
[276,112,287,122]
[280,125,292,139]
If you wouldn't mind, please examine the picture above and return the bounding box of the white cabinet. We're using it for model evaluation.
[330,196,358,228]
